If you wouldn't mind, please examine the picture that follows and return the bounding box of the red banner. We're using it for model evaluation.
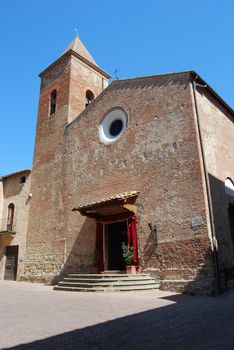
[96,222,104,272]
[127,215,138,269]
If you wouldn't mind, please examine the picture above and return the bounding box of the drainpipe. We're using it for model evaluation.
[192,76,221,293]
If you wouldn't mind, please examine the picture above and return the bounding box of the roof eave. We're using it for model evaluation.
[1,169,31,180]
[111,70,233,117]
[39,49,110,79]
[189,71,233,117]
[72,191,140,213]
[0,231,16,236]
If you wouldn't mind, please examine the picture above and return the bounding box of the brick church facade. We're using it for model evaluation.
[0,37,234,294]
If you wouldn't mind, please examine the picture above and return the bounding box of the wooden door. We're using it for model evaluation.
[228,204,234,244]
[4,245,18,280]
[105,221,127,271]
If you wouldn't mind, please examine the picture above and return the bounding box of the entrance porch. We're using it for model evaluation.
[73,192,139,274]
[55,192,160,291]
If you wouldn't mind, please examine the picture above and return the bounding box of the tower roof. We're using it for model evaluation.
[60,36,97,66]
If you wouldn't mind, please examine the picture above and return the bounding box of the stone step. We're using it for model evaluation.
[58,280,157,288]
[63,276,152,283]
[54,273,159,292]
[103,270,125,274]
[66,273,150,278]
[54,283,160,292]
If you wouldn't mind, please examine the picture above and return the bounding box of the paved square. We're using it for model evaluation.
[0,281,234,349]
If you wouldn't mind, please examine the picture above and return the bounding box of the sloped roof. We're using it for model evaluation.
[0,231,16,236]
[73,191,139,212]
[0,169,31,179]
[108,71,233,117]
[60,36,97,66]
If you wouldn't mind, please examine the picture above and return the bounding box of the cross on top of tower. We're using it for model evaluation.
[74,27,79,37]
[114,68,119,80]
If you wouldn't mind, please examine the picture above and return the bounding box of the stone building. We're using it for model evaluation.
[0,170,31,280]
[1,36,234,294]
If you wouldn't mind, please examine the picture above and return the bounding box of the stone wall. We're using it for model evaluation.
[0,180,3,229]
[196,88,234,272]
[0,172,31,280]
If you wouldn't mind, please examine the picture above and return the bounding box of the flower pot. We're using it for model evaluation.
[126,265,136,274]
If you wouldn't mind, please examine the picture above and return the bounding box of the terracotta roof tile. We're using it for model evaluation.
[60,36,97,66]
[73,191,139,211]
[1,169,31,179]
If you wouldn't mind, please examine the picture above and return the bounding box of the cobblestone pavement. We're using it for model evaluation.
[0,281,234,350]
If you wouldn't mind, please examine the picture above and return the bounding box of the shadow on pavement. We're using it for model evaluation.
[4,292,234,350]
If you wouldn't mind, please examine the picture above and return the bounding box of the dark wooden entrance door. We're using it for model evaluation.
[228,203,234,244]
[105,221,127,270]
[4,245,19,280]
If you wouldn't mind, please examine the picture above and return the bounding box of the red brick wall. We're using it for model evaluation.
[197,89,234,270]
[62,74,214,286]
[24,61,216,292]
[68,56,108,123]
[24,53,108,282]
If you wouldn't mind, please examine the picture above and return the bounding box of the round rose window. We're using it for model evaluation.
[99,108,127,144]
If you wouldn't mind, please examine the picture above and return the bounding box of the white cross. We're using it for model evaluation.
[74,27,79,37]
[114,68,119,80]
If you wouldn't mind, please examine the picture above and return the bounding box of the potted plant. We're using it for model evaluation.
[122,244,136,274]
[91,249,99,274]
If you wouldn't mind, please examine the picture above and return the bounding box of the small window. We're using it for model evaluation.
[7,203,14,232]
[50,90,57,115]
[85,90,94,108]
[20,176,26,184]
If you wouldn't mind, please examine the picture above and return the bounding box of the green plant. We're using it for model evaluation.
[92,249,100,266]
[122,244,134,265]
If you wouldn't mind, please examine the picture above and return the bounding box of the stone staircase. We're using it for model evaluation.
[54,273,160,292]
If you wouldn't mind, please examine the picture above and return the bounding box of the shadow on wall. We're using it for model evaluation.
[51,174,234,294]
[139,175,234,294]
[208,174,234,288]
[142,232,218,295]
[2,178,26,199]
[4,291,234,350]
[141,174,234,295]
[52,217,96,284]
[208,174,234,263]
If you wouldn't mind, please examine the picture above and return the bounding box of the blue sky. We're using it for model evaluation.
[0,0,233,175]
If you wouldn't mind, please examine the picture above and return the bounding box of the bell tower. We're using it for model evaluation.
[39,35,110,124]
[23,37,110,282]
